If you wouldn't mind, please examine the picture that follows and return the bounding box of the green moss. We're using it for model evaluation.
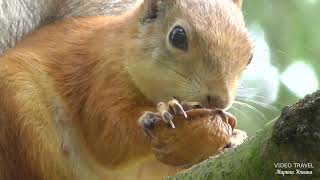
[167,120,320,180]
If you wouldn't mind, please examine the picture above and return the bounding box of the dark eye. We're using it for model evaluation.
[169,25,188,51]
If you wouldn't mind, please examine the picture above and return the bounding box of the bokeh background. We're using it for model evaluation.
[234,0,320,136]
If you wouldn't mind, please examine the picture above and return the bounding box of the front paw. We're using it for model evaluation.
[138,111,162,137]
[138,98,187,137]
[156,98,188,128]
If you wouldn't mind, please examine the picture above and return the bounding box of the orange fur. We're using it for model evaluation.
[0,14,177,180]
[0,0,253,179]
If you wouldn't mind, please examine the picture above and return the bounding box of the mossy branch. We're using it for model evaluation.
[167,91,320,180]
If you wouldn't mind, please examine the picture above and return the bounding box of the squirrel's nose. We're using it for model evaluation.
[206,95,229,110]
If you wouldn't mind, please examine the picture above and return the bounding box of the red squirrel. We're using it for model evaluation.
[0,0,253,179]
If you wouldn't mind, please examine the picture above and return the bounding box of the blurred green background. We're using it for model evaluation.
[232,0,320,136]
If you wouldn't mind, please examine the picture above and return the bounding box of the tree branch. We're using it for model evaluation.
[167,91,320,180]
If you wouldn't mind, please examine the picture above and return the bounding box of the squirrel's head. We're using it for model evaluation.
[127,0,253,110]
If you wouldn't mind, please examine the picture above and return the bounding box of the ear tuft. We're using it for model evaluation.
[232,0,243,8]
[140,0,163,24]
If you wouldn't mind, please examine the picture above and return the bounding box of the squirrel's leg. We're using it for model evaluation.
[0,66,74,180]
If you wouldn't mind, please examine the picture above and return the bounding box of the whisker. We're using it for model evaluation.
[155,60,189,80]
[127,59,201,99]
[236,97,279,112]
[233,100,267,121]
[229,104,248,120]
[193,70,203,86]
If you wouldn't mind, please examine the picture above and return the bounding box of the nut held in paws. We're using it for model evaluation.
[150,109,235,166]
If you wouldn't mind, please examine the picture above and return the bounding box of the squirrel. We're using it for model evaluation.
[0,0,253,179]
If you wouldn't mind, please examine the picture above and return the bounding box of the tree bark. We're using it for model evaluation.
[167,91,320,180]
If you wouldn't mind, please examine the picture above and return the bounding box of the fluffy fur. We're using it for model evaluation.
[0,0,136,54]
[0,0,253,179]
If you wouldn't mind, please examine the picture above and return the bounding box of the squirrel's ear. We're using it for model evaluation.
[140,0,165,24]
[232,0,243,8]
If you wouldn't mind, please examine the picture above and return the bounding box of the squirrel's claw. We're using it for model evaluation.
[157,102,176,128]
[139,98,190,137]
[156,98,189,128]
[168,98,187,118]
[163,111,175,128]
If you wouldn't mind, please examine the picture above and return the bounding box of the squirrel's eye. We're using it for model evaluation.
[169,25,188,51]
